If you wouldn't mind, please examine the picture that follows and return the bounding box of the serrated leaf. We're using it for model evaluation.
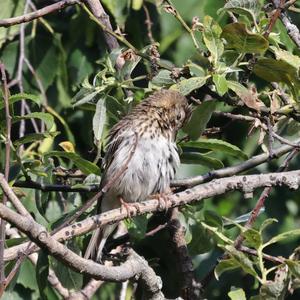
[170,76,208,95]
[13,112,54,131]
[93,98,107,142]
[203,16,224,65]
[213,74,228,96]
[218,0,262,24]
[222,23,268,54]
[228,288,247,300]
[183,100,216,139]
[181,152,224,169]
[215,258,239,280]
[182,138,248,160]
[44,151,101,175]
[0,93,41,110]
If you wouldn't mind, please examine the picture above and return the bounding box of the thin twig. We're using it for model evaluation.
[0,0,80,27]
[143,4,155,44]
[0,62,11,294]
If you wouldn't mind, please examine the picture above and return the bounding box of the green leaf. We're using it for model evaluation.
[102,0,129,28]
[204,210,223,229]
[0,0,25,49]
[44,151,101,175]
[183,100,216,140]
[72,90,100,107]
[219,0,262,24]
[228,288,247,300]
[263,229,300,249]
[126,215,148,241]
[181,152,224,169]
[215,258,239,280]
[0,93,41,110]
[224,245,258,277]
[259,218,278,234]
[182,139,248,160]
[170,76,208,95]
[222,23,268,53]
[150,70,175,87]
[17,259,38,292]
[253,58,300,86]
[13,112,54,131]
[286,260,300,278]
[213,74,228,96]
[132,0,143,10]
[93,97,107,142]
[203,16,224,65]
[270,46,300,69]
[188,223,214,255]
[243,228,262,249]
[36,250,54,300]
[13,132,59,148]
[51,241,83,290]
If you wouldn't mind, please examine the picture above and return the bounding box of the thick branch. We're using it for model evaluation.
[0,204,164,298]
[4,170,300,261]
[0,0,80,27]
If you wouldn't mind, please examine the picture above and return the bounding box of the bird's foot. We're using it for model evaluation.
[118,197,140,218]
[150,193,171,211]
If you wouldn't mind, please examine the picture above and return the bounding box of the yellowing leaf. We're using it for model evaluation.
[59,141,75,153]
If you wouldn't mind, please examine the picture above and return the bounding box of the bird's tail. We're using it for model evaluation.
[84,223,118,262]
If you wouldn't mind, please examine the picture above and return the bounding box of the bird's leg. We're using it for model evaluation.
[118,196,140,218]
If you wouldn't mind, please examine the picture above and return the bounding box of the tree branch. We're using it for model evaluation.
[0,62,11,292]
[4,169,300,261]
[0,0,80,27]
[0,203,165,299]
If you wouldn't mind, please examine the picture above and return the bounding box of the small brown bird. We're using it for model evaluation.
[85,89,191,261]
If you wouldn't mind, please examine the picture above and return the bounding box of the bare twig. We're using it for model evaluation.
[265,0,286,38]
[172,138,300,187]
[272,0,300,49]
[67,279,103,300]
[143,4,155,44]
[0,62,11,293]
[0,0,80,27]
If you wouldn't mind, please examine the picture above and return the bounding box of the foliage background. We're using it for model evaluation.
[1,0,300,299]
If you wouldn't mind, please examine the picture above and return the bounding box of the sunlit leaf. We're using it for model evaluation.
[93,97,107,142]
[44,151,101,175]
[203,16,224,65]
[182,138,248,159]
